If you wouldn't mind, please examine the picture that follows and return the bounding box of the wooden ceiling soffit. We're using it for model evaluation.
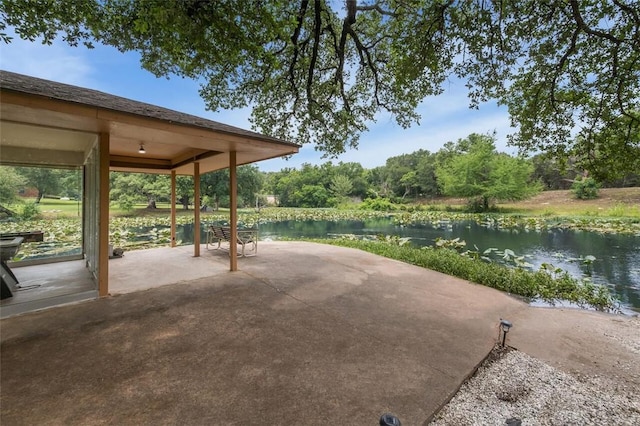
[109,150,223,172]
[110,155,173,171]
[171,150,223,169]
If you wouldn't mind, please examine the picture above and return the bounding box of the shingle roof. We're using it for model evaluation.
[0,70,298,148]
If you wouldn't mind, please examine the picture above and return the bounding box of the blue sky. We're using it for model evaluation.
[0,29,516,172]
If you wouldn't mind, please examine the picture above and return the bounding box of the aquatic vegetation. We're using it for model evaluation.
[376,234,412,246]
[434,237,467,250]
[0,218,82,259]
[247,208,391,223]
[393,211,639,235]
[478,247,535,270]
[2,208,637,251]
[430,238,604,290]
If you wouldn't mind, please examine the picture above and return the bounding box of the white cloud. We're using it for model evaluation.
[0,31,95,87]
[322,104,513,168]
[258,106,515,172]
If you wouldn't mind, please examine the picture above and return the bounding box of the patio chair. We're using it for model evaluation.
[206,225,258,257]
[236,228,258,257]
[206,225,227,250]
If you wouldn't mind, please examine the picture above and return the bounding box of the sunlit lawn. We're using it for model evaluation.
[109,202,195,218]
[16,199,224,219]
[24,198,83,217]
[496,188,640,218]
[411,188,640,218]
[497,203,640,218]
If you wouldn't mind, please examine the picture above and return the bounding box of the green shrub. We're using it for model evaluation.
[359,197,397,211]
[572,177,600,199]
[18,202,41,220]
[465,197,487,213]
[114,194,136,212]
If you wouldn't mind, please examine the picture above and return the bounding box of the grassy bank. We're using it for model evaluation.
[496,187,640,217]
[419,188,640,218]
[320,238,617,312]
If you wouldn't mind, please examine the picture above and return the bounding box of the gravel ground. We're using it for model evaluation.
[430,347,640,425]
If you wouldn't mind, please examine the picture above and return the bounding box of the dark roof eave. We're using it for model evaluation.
[0,70,300,149]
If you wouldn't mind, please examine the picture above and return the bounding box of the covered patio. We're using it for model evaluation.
[2,241,638,424]
[0,70,298,316]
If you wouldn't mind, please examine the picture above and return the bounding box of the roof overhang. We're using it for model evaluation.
[0,71,299,174]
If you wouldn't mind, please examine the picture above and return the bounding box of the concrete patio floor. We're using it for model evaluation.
[1,242,639,425]
[1,245,226,318]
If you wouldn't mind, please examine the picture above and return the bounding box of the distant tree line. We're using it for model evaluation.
[1,133,638,214]
[0,166,81,206]
[267,133,638,210]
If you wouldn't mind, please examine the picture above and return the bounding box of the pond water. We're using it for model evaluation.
[255,218,640,314]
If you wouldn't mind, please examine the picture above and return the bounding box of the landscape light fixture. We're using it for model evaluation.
[500,319,512,347]
[138,144,146,154]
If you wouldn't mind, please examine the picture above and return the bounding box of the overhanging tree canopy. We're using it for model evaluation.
[2,0,638,177]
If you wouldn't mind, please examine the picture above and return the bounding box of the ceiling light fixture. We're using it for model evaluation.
[138,144,146,154]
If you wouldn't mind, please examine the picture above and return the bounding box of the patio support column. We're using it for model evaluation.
[170,170,177,247]
[194,162,201,257]
[229,151,238,270]
[98,132,110,297]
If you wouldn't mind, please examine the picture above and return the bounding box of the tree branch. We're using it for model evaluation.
[355,3,397,17]
[345,24,385,108]
[550,27,580,112]
[569,0,623,44]
[289,0,309,94]
[612,0,639,24]
[346,0,356,24]
[325,15,351,113]
[306,0,322,110]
